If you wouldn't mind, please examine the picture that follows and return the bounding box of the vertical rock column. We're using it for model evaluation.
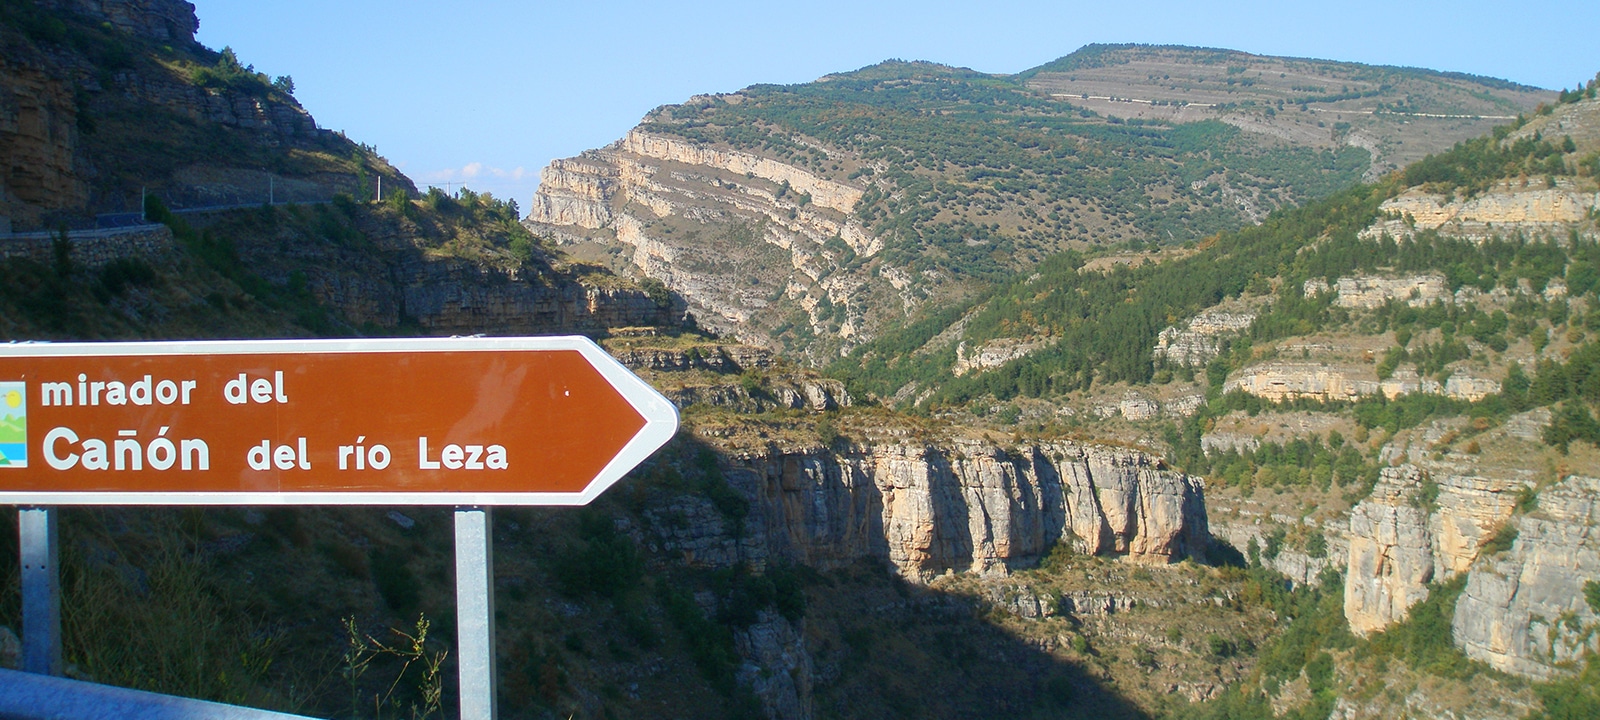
[1345,466,1436,636]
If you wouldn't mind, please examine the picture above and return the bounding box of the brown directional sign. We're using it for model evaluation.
[0,337,678,505]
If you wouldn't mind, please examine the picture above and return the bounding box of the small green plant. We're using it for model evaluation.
[341,614,448,719]
[1482,523,1519,555]
[1305,532,1328,559]
[816,414,840,447]
[1515,484,1541,514]
[996,404,1021,425]
[639,277,673,308]
[1414,477,1441,512]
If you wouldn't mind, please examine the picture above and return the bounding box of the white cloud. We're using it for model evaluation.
[426,163,533,183]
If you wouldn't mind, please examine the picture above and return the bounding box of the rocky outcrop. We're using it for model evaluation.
[0,54,86,226]
[1366,181,1600,243]
[952,336,1052,376]
[1226,363,1499,403]
[622,131,865,216]
[735,612,813,720]
[1226,362,1378,402]
[1345,466,1437,636]
[1154,310,1256,368]
[1344,465,1534,637]
[1304,274,1451,309]
[526,126,884,358]
[660,378,851,414]
[1453,476,1600,679]
[42,0,199,43]
[1384,187,1599,229]
[612,345,775,374]
[662,440,1211,581]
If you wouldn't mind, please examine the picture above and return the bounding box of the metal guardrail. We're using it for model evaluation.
[0,667,317,719]
[2,199,339,240]
[1,224,166,242]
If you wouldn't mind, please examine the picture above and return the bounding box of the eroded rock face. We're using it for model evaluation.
[1366,181,1600,244]
[953,337,1052,376]
[1343,465,1533,637]
[526,129,885,359]
[700,440,1210,581]
[41,0,199,43]
[735,611,813,720]
[1225,363,1499,404]
[1153,310,1257,368]
[1345,466,1437,636]
[1453,476,1600,679]
[1303,274,1451,310]
[0,54,86,226]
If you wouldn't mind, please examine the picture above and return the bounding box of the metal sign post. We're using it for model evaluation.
[18,506,61,676]
[454,507,497,719]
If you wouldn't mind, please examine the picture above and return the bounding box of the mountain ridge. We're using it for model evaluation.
[526,44,1551,361]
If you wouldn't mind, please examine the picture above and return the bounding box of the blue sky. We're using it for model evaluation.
[195,1,1600,209]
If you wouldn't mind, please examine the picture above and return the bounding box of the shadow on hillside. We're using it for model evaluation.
[802,558,1151,720]
[619,433,1154,720]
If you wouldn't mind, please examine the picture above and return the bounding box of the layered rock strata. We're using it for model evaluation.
[526,128,892,359]
[1154,310,1257,368]
[1225,363,1499,403]
[1344,465,1534,636]
[645,439,1210,581]
[1303,274,1451,309]
[1453,476,1600,679]
[1364,179,1600,244]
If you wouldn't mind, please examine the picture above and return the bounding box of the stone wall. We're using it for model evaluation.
[0,224,173,268]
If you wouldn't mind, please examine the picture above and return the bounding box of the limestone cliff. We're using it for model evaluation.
[645,436,1210,581]
[1366,181,1599,244]
[1304,274,1452,310]
[0,48,87,226]
[1343,463,1537,638]
[1453,475,1600,679]
[527,127,885,360]
[1153,308,1257,368]
[1344,466,1443,636]
[1224,363,1501,404]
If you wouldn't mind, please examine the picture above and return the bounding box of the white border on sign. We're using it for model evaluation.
[0,336,679,506]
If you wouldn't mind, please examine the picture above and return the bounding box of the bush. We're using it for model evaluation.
[551,510,642,599]
[369,547,419,611]
[96,257,159,299]
[1482,523,1519,555]
[1305,532,1328,559]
